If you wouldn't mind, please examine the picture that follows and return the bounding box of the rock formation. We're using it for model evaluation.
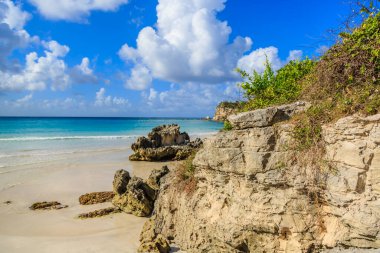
[112,166,170,217]
[141,102,380,252]
[213,101,240,121]
[129,124,203,161]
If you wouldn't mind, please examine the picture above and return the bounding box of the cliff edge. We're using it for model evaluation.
[144,102,380,252]
[213,102,240,122]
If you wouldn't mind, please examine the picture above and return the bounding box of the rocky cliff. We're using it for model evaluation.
[145,102,380,252]
[213,102,240,121]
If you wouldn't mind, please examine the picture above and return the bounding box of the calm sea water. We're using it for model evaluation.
[0,117,223,169]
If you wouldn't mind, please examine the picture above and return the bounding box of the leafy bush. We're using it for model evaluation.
[223,121,233,131]
[237,58,316,111]
[217,101,242,109]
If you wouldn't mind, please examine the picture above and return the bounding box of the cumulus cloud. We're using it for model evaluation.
[28,0,129,22]
[1,0,30,29]
[70,57,98,84]
[0,1,99,92]
[95,87,129,107]
[125,64,152,90]
[119,0,252,89]
[237,47,304,74]
[118,43,139,63]
[138,83,239,116]
[0,40,71,91]
[0,0,33,70]
[287,50,303,62]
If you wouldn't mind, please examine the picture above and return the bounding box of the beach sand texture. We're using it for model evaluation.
[0,147,174,253]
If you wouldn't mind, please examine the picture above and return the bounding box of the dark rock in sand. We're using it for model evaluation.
[78,191,115,205]
[112,166,169,217]
[30,201,68,210]
[77,207,121,219]
[129,124,202,162]
[4,200,12,205]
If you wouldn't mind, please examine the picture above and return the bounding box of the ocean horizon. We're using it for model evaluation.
[0,117,223,169]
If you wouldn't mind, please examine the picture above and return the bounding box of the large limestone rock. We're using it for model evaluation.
[228,101,310,129]
[112,166,169,217]
[130,124,202,161]
[146,103,380,252]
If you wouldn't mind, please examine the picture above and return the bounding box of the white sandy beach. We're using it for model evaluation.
[0,146,176,253]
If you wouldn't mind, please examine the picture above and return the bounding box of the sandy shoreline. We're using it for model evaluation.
[0,147,177,253]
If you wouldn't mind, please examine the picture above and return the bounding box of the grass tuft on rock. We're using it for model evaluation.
[175,151,198,194]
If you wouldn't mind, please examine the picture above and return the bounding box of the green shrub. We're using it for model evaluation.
[217,101,242,109]
[237,58,316,111]
[223,121,233,131]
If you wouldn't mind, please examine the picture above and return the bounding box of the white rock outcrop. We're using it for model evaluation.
[145,104,380,252]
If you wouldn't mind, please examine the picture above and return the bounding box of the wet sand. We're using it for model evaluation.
[0,148,176,253]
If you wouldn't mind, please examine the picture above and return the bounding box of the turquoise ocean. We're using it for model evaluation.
[0,117,223,169]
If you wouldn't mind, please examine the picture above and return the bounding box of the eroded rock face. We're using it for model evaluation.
[148,104,380,252]
[113,169,131,195]
[129,124,202,161]
[213,102,240,121]
[138,218,171,253]
[112,166,169,217]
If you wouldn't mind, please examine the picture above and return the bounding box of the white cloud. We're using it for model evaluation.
[138,83,238,116]
[316,45,329,55]
[287,50,303,62]
[70,57,98,84]
[1,0,30,30]
[119,0,252,89]
[15,93,33,105]
[148,88,157,101]
[78,57,93,75]
[0,40,71,91]
[237,47,304,74]
[95,87,129,107]
[28,0,129,22]
[125,64,152,90]
[238,47,282,74]
[0,2,99,92]
[118,43,139,63]
[0,0,33,70]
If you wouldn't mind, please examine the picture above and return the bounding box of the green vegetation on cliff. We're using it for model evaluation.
[237,58,316,111]
[237,10,379,150]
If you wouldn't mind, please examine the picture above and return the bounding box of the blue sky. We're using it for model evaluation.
[0,0,351,117]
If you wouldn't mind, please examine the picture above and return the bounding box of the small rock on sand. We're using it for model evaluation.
[29,201,68,210]
[77,207,121,219]
[79,191,115,205]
